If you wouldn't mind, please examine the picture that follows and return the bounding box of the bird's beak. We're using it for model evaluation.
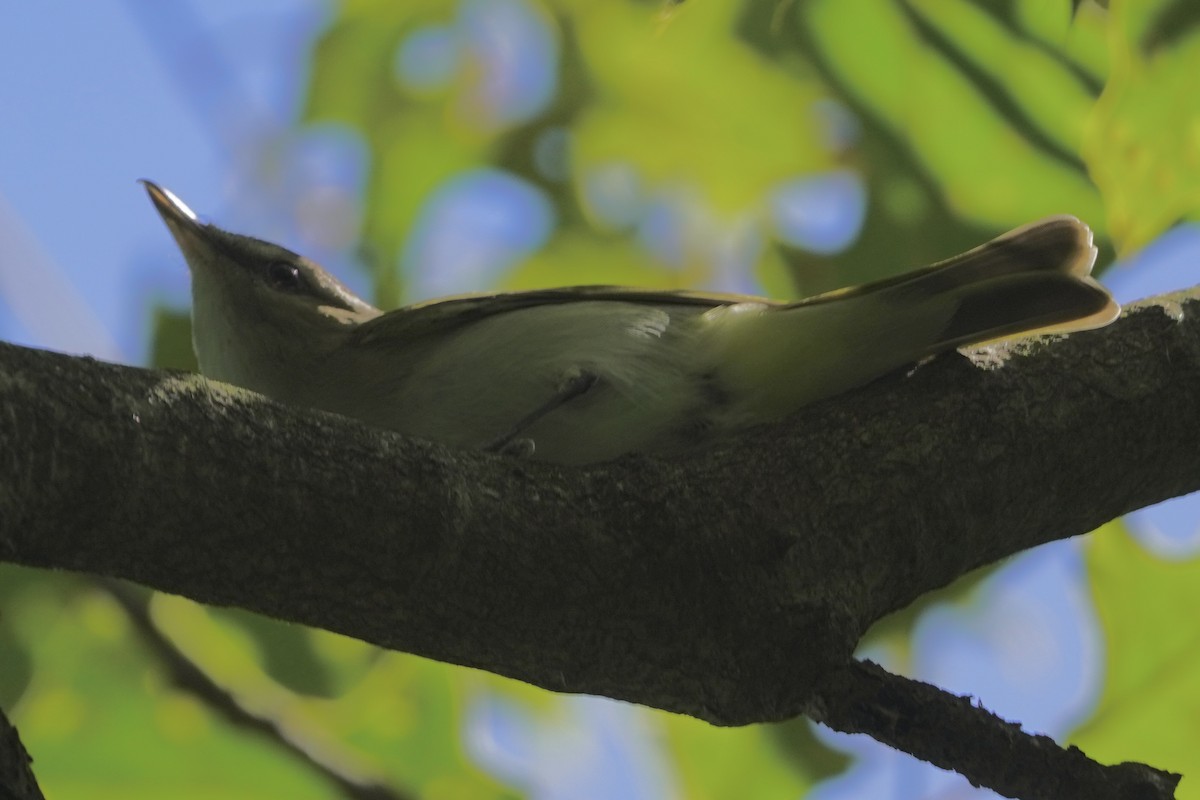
[141,180,211,266]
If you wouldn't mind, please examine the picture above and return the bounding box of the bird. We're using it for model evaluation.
[143,181,1119,465]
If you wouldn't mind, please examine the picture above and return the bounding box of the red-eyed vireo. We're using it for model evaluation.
[143,181,1119,464]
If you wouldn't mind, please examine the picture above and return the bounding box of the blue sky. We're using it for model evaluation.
[0,1,328,361]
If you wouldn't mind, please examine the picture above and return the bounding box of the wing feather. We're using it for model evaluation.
[350,285,779,346]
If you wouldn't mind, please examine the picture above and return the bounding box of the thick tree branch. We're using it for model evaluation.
[1,288,1198,797]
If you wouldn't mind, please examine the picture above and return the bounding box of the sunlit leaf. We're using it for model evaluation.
[153,595,512,797]
[802,0,1104,230]
[1082,0,1200,252]
[1069,522,1200,790]
[662,714,827,799]
[571,2,830,217]
[9,575,335,799]
[909,0,1096,159]
[147,307,197,372]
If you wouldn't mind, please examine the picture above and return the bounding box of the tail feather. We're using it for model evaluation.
[712,215,1121,420]
[920,214,1099,283]
[939,272,1116,347]
[860,214,1119,353]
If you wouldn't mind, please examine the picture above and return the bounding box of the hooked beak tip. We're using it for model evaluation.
[141,179,199,224]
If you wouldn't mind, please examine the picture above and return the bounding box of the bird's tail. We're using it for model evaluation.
[710,215,1120,419]
[830,214,1119,349]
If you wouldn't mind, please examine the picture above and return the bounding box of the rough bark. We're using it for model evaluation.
[810,660,1180,800]
[1,288,1197,799]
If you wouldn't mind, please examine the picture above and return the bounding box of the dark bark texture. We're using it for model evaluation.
[1,288,1197,799]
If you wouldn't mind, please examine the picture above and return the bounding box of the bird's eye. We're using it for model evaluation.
[266,261,303,291]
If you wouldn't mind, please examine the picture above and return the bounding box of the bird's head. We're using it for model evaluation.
[142,180,380,393]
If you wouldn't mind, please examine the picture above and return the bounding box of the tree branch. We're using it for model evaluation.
[811,660,1181,800]
[0,706,44,800]
[1,288,1198,796]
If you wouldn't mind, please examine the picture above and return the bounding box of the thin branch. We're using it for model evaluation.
[810,660,1181,800]
[2,287,1199,798]
[98,580,412,800]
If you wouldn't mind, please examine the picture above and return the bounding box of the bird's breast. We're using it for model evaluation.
[335,301,713,463]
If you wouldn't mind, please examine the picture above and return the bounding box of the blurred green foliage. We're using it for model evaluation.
[9,0,1200,797]
[1082,0,1200,252]
[1072,523,1200,797]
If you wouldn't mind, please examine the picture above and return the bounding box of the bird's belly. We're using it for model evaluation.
[385,364,700,464]
[335,303,708,464]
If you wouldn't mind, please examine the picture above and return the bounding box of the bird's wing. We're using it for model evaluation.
[350,285,780,346]
[352,217,1108,347]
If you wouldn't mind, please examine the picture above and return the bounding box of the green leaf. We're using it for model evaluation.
[1082,0,1200,252]
[802,0,1104,230]
[9,576,335,799]
[570,2,831,215]
[2,571,516,799]
[305,1,498,307]
[149,594,513,797]
[1069,522,1200,789]
[661,713,828,799]
[147,307,197,372]
[910,0,1096,159]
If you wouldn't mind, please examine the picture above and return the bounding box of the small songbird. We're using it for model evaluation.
[143,181,1119,464]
